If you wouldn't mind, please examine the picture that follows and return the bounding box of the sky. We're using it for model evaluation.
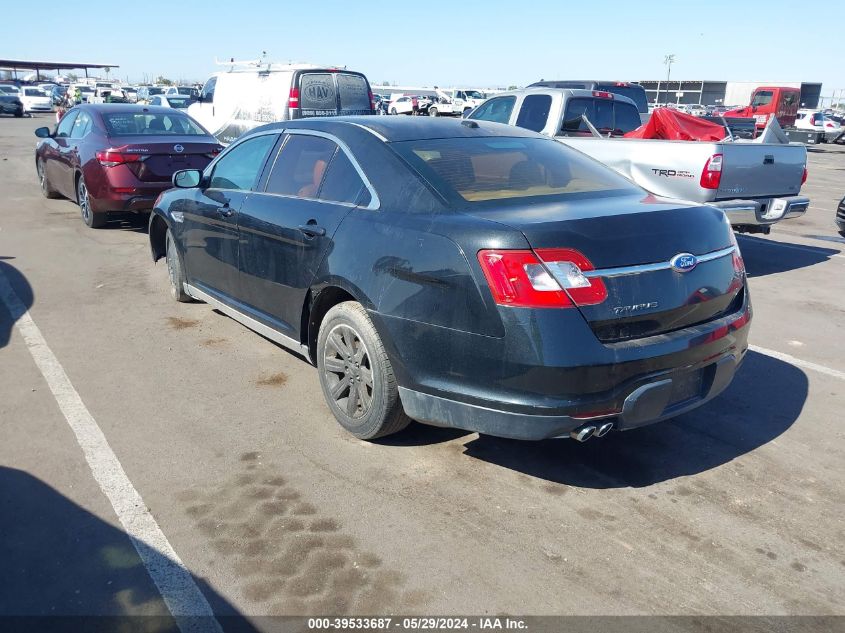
[3,0,841,96]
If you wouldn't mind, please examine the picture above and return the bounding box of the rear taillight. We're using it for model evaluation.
[592,90,614,99]
[288,87,300,108]
[96,150,144,167]
[205,146,223,159]
[700,153,723,190]
[801,166,808,185]
[368,90,375,111]
[476,249,606,309]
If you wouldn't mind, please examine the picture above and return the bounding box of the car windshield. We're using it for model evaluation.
[464,90,485,99]
[751,91,773,106]
[596,84,649,113]
[393,137,639,204]
[102,112,207,136]
[149,87,165,95]
[24,89,45,96]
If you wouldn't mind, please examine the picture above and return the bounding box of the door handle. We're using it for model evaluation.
[298,223,326,238]
[218,205,234,218]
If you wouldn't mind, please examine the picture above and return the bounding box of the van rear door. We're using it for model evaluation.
[293,71,373,119]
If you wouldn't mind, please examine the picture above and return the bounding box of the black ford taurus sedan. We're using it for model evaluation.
[149,117,751,442]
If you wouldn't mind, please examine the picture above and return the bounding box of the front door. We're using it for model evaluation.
[181,132,278,301]
[46,110,78,198]
[238,132,372,335]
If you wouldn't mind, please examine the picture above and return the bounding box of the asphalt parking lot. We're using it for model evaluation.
[1,115,843,625]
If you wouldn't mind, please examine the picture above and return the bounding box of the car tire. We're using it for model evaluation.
[839,230,845,239]
[429,107,438,117]
[14,109,23,118]
[389,108,397,115]
[165,228,193,303]
[317,301,411,440]
[37,159,60,199]
[77,176,107,228]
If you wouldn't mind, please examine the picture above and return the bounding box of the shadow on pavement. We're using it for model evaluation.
[0,467,259,632]
[0,258,33,350]
[460,350,806,489]
[738,235,838,278]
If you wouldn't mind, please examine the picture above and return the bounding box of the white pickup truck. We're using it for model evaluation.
[466,88,809,233]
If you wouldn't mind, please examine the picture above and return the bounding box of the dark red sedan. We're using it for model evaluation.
[34,104,222,228]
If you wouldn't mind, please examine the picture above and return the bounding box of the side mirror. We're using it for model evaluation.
[173,169,202,188]
[34,127,51,139]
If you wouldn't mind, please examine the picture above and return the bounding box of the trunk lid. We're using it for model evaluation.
[467,194,744,342]
[717,143,805,199]
[107,137,220,182]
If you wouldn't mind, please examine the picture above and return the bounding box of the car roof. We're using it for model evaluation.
[250,116,546,143]
[486,87,639,108]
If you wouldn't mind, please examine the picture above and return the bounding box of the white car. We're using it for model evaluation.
[439,88,486,115]
[388,95,417,115]
[149,94,195,110]
[795,109,842,141]
[20,87,53,113]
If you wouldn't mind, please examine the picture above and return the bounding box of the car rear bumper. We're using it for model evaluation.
[376,292,751,441]
[399,349,742,440]
[713,196,809,226]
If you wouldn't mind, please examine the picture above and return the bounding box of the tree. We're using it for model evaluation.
[66,73,78,82]
[508,85,518,90]
[155,76,173,86]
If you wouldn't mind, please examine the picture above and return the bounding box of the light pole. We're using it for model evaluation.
[663,54,675,105]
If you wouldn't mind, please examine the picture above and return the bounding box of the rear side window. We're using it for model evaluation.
[393,137,638,204]
[468,96,516,124]
[70,111,93,138]
[209,134,277,190]
[318,151,369,205]
[265,135,338,198]
[200,78,216,103]
[56,111,78,137]
[515,94,552,132]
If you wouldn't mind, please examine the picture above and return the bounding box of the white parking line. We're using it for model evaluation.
[0,268,221,633]
[750,345,845,381]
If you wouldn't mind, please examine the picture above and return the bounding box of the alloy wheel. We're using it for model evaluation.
[323,323,374,420]
[37,161,47,194]
[78,180,91,223]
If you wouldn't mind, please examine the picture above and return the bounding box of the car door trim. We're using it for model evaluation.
[184,283,311,358]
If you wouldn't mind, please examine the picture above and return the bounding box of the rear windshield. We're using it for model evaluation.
[166,97,193,109]
[299,72,371,117]
[393,137,638,204]
[24,89,45,96]
[102,112,207,136]
[596,84,648,113]
[148,87,165,95]
[561,97,642,136]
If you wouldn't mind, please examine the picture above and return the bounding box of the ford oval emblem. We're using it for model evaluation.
[173,144,184,153]
[670,253,698,273]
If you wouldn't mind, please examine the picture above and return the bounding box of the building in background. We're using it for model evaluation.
[637,80,823,109]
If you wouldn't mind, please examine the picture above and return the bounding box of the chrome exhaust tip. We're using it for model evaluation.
[594,422,615,438]
[570,425,597,442]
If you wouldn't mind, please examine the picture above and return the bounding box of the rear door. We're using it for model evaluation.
[181,132,278,300]
[295,71,372,118]
[237,131,372,334]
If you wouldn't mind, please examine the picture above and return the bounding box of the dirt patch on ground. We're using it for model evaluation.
[257,372,288,387]
[178,452,426,614]
[166,316,199,330]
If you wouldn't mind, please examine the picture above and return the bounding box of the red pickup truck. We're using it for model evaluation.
[724,86,800,130]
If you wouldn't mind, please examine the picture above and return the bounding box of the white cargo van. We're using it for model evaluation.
[189,63,374,144]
